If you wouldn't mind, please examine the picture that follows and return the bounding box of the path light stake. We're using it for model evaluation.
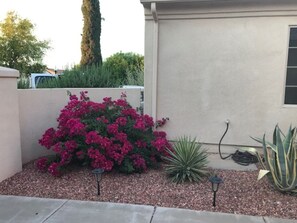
[209,175,223,207]
[92,168,104,195]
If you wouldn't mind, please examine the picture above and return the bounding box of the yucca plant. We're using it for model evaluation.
[163,136,209,184]
[248,125,297,193]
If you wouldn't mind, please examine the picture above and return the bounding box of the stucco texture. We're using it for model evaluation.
[143,4,297,146]
[0,67,22,182]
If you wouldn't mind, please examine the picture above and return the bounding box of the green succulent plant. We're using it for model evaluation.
[163,136,209,184]
[247,125,297,193]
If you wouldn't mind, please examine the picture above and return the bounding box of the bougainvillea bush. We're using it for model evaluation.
[37,91,171,176]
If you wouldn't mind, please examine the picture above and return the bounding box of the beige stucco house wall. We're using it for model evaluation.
[140,0,297,149]
[0,67,22,182]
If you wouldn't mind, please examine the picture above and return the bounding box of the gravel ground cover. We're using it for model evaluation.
[0,161,296,220]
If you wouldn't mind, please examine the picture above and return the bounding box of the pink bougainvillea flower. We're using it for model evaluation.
[99,137,113,149]
[38,91,171,176]
[135,140,147,148]
[121,108,139,119]
[35,157,49,172]
[131,154,147,172]
[121,92,127,99]
[133,118,146,130]
[115,132,128,143]
[152,137,168,153]
[85,131,101,145]
[96,116,109,124]
[59,151,72,165]
[53,142,63,153]
[66,118,86,136]
[69,94,78,101]
[107,124,119,135]
[55,128,68,139]
[153,131,167,138]
[143,115,154,127]
[115,117,127,126]
[80,91,89,101]
[48,162,61,177]
[39,128,56,149]
[65,140,78,152]
[88,147,114,171]
[156,117,169,128]
[103,97,112,104]
[89,102,106,111]
[76,151,85,160]
[115,99,128,107]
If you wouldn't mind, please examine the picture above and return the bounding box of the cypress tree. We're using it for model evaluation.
[80,0,102,66]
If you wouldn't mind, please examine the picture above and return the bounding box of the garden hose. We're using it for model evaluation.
[218,122,232,160]
[231,150,258,166]
[218,122,258,166]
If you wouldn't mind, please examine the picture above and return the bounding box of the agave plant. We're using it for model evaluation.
[163,136,209,184]
[248,125,297,193]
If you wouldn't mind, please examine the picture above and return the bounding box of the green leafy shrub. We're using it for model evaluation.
[103,52,144,85]
[125,69,144,86]
[249,125,297,193]
[164,136,209,183]
[38,65,120,88]
[37,91,171,176]
[17,77,29,89]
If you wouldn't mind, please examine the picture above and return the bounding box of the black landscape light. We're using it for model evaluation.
[92,168,104,195]
[209,175,223,207]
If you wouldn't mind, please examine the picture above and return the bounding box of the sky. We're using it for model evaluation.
[0,0,145,69]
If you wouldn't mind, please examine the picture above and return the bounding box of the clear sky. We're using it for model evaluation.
[0,0,145,69]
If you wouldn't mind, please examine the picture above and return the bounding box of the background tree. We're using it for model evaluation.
[0,11,50,76]
[103,52,144,85]
[81,0,102,66]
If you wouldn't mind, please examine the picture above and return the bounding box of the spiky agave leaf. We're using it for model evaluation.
[251,125,297,193]
[163,136,209,184]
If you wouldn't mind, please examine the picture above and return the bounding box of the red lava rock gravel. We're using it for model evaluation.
[0,161,296,220]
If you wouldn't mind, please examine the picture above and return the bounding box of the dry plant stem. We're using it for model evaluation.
[0,162,296,220]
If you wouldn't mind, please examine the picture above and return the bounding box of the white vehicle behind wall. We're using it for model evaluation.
[29,73,57,88]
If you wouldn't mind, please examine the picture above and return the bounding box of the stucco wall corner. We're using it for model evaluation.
[0,66,22,183]
[0,66,20,78]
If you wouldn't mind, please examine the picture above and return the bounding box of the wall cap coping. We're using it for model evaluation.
[0,66,20,78]
[140,0,296,3]
[141,0,297,19]
[140,0,297,9]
